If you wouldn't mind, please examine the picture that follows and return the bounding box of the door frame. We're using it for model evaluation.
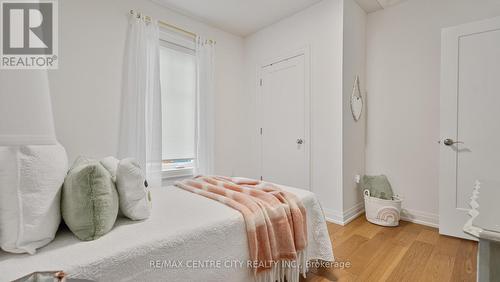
[439,16,500,239]
[256,46,311,190]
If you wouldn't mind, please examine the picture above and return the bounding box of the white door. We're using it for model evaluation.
[258,53,310,189]
[440,16,500,239]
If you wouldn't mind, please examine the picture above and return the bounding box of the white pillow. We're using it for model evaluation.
[0,143,67,254]
[100,156,119,181]
[115,158,151,220]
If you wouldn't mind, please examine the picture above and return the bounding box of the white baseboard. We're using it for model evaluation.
[324,208,343,225]
[400,208,439,228]
[342,202,365,225]
[324,205,439,228]
[324,202,365,226]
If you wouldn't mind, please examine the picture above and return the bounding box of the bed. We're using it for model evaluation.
[0,184,334,282]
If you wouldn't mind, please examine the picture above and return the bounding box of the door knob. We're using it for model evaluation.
[296,139,304,145]
[443,138,463,146]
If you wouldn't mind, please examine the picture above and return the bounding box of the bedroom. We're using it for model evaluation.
[0,0,499,281]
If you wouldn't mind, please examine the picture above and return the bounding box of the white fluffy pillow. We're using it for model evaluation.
[115,158,151,220]
[100,156,119,181]
[0,144,67,254]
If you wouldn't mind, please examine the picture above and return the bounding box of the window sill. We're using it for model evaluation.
[162,167,194,180]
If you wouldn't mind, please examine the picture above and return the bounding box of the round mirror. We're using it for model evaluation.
[350,75,363,122]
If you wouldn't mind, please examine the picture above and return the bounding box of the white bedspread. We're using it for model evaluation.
[0,185,333,282]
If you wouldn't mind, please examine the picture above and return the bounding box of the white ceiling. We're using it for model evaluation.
[354,0,407,13]
[153,0,408,37]
[153,0,323,37]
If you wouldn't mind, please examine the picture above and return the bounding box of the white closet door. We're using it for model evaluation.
[259,53,310,190]
[440,16,500,239]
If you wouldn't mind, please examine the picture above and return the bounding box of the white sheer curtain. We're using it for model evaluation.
[195,37,215,175]
[119,14,162,188]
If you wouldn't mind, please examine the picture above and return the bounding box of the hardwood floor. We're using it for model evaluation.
[302,215,477,282]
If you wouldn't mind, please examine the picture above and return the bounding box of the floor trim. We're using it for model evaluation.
[324,202,365,226]
[324,208,343,225]
[325,206,439,228]
[342,202,365,225]
[400,208,439,228]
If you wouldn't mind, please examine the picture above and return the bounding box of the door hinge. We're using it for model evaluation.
[259,79,263,86]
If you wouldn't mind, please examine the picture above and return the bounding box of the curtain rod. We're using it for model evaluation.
[129,10,216,44]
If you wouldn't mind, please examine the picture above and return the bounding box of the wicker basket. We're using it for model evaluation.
[363,190,402,227]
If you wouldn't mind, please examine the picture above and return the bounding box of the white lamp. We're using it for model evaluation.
[0,70,57,145]
[0,70,68,254]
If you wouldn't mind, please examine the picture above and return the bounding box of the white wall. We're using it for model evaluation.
[241,0,344,218]
[342,0,366,220]
[49,0,244,176]
[366,0,500,226]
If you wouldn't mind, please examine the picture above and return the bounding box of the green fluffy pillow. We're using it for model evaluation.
[361,175,394,200]
[62,157,119,241]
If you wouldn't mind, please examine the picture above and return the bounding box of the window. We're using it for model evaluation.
[159,34,196,178]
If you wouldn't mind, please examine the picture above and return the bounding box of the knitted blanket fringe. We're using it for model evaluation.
[255,249,308,282]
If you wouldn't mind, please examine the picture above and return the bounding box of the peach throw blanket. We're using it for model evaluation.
[175,176,308,282]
